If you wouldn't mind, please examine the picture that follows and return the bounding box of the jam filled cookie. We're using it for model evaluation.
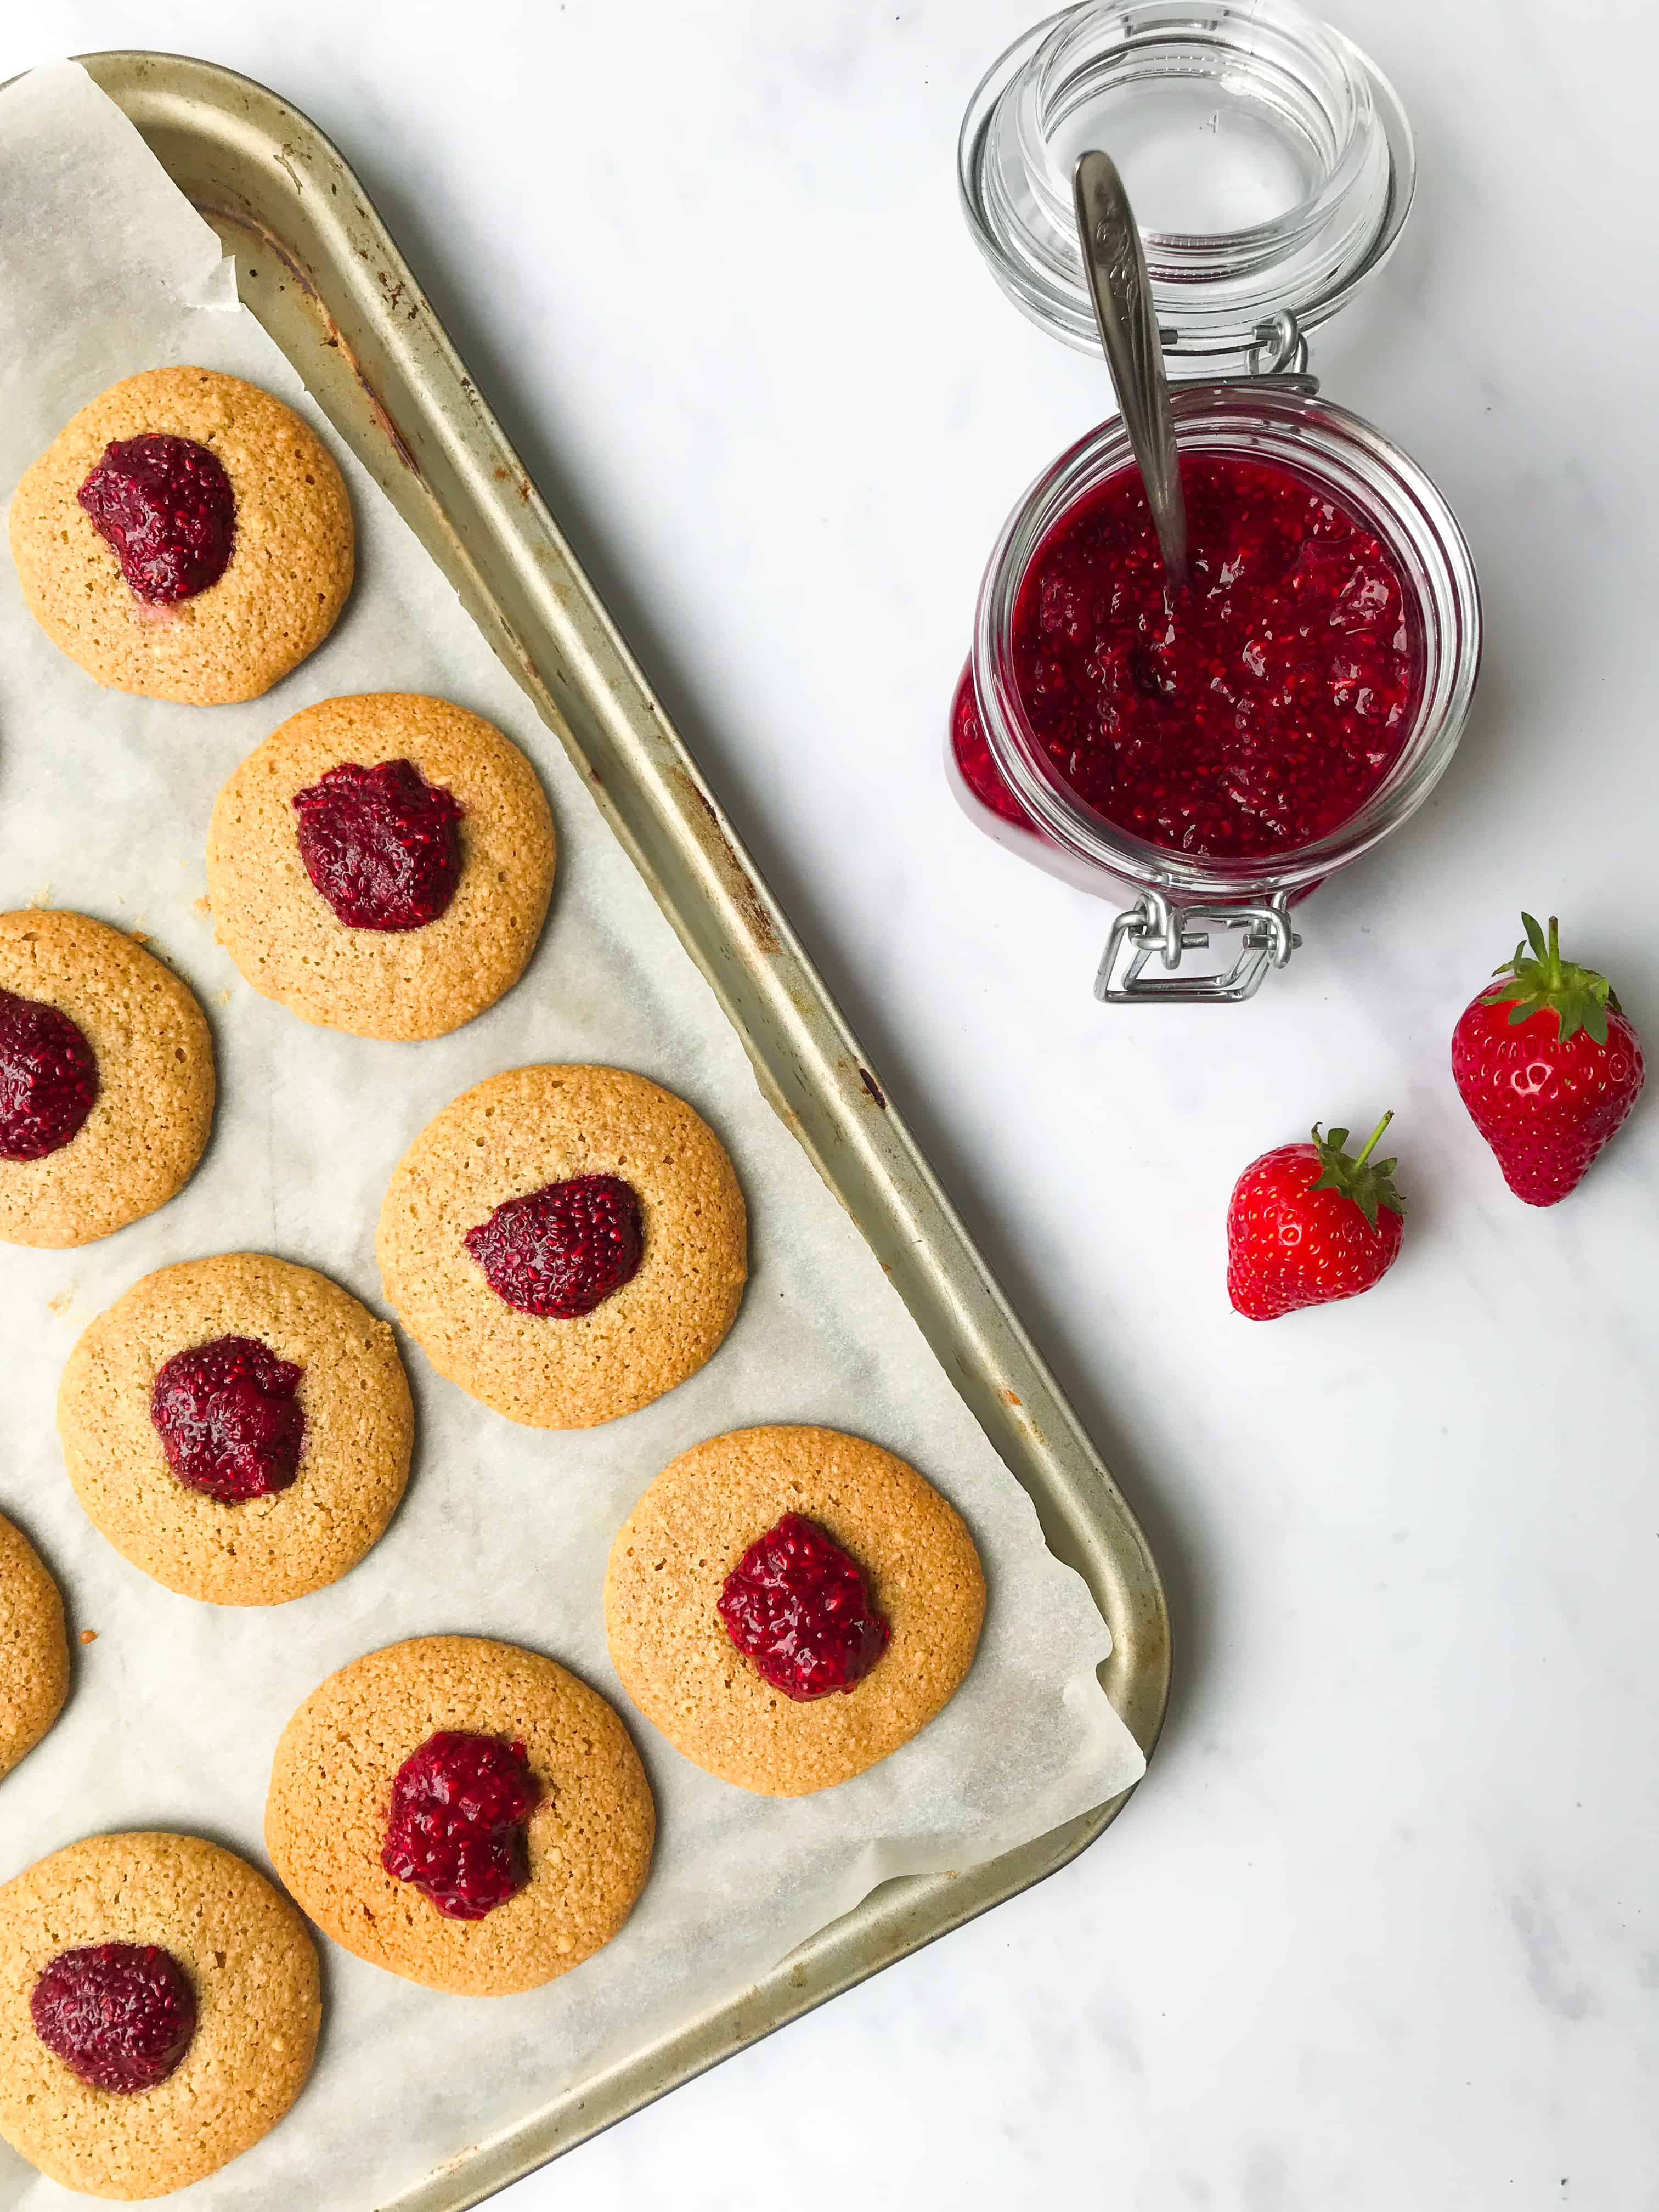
[0,909,214,1249]
[0,1831,319,2200]
[8,366,352,706]
[376,1064,747,1427]
[265,1635,654,1997]
[205,693,556,1040]
[605,1426,986,1796]
[57,1252,412,1606]
[0,1511,68,1782]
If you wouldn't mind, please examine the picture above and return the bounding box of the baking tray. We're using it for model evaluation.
[70,49,1172,2210]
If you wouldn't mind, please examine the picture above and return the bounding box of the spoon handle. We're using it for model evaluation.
[1073,149,1189,591]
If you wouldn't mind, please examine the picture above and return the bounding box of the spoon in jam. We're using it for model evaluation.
[1072,148,1189,592]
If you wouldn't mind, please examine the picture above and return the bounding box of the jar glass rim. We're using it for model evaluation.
[958,0,1417,362]
[970,386,1482,901]
[1021,0,1367,257]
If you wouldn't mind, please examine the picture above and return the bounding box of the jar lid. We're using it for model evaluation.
[958,0,1414,369]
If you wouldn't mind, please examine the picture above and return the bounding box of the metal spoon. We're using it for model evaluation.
[1073,148,1188,591]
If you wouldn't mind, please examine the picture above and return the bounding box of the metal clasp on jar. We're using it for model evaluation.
[1095,889,1301,1004]
[1197,310,1319,394]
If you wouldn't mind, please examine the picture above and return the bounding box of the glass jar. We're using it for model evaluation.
[950,385,1480,997]
[950,0,1479,1001]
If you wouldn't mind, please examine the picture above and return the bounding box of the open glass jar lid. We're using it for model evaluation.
[950,0,1478,1003]
[959,0,1415,370]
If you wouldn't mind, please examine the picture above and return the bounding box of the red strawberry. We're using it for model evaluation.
[1452,913,1644,1206]
[1227,1114,1405,1321]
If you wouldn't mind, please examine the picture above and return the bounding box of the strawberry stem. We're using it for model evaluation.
[1351,1111,1394,1172]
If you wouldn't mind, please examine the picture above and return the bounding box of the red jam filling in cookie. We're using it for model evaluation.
[381,1731,542,1920]
[717,1513,891,1701]
[31,1943,196,2094]
[0,988,98,1161]
[463,1175,644,1318]
[77,434,236,605]
[149,1335,305,1504]
[291,759,465,932]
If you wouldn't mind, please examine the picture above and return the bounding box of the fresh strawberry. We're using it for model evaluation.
[1227,1114,1405,1321]
[1452,913,1644,1206]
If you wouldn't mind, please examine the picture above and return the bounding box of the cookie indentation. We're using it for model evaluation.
[718,1513,890,1700]
[31,1944,196,2094]
[0,989,98,1162]
[150,1335,304,1504]
[381,1731,541,1920]
[293,758,464,931]
[77,434,235,603]
[464,1175,643,1318]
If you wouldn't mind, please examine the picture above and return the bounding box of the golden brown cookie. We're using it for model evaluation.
[0,1830,319,2200]
[8,366,352,706]
[0,909,215,1250]
[606,1425,986,1796]
[0,1513,68,1784]
[376,1064,747,1428]
[204,693,556,1040]
[57,1252,412,1607]
[266,1635,654,1997]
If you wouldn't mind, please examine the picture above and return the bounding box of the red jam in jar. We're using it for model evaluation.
[955,452,1423,861]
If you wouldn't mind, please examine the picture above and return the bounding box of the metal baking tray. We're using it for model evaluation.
[76,49,1171,2210]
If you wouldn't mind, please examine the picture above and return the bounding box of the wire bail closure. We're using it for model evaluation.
[1247,308,1310,377]
[1094,889,1302,1003]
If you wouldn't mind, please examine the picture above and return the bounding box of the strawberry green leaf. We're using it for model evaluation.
[1307,1114,1405,1232]
[1483,913,1617,1045]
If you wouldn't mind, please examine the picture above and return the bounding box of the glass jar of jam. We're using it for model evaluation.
[950,0,1481,1000]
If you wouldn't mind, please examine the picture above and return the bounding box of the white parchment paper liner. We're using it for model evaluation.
[0,61,1145,2210]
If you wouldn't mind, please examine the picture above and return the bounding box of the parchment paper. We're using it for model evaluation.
[0,61,1145,2210]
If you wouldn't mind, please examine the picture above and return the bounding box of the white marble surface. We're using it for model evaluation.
[2,3,1655,2206]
